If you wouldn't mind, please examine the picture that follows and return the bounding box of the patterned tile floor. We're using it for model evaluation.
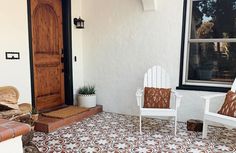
[31,112,236,153]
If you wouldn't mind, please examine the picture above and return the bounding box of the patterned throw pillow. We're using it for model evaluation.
[218,90,236,118]
[144,87,171,108]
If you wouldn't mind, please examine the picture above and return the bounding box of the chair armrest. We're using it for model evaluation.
[201,93,226,113]
[171,90,182,109]
[171,90,182,98]
[136,88,143,107]
[201,93,226,101]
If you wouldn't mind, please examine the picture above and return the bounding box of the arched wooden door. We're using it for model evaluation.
[30,0,65,111]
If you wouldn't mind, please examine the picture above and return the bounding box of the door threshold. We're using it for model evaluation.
[38,104,68,113]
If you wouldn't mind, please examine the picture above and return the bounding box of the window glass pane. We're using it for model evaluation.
[188,42,236,82]
[191,0,236,39]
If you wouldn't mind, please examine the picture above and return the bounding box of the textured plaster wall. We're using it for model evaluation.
[82,0,222,121]
[0,0,83,105]
[0,0,31,103]
[71,0,84,103]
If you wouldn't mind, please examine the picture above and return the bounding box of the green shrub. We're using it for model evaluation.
[78,85,95,95]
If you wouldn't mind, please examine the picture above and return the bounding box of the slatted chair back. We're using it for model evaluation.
[144,65,170,88]
[231,78,236,92]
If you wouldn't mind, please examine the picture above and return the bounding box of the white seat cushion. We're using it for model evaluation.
[140,108,176,117]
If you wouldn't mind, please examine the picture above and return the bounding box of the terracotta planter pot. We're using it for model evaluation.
[77,94,96,108]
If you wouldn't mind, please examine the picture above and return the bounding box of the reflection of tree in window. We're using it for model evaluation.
[197,22,214,38]
[188,0,236,82]
[193,0,236,38]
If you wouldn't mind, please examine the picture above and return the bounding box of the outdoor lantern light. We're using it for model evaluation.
[73,17,85,29]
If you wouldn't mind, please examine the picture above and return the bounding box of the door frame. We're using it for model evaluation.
[27,0,74,108]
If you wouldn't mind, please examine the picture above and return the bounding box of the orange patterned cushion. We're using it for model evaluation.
[144,87,171,108]
[218,90,236,118]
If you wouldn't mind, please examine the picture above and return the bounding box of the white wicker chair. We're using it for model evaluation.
[136,65,182,135]
[202,78,236,138]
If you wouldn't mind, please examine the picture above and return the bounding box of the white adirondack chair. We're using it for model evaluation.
[202,78,236,138]
[136,65,182,135]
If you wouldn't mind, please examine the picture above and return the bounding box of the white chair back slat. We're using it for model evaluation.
[144,65,170,88]
[147,69,152,87]
[156,66,162,87]
[152,67,157,87]
[164,71,170,88]
[231,78,236,92]
[144,73,148,87]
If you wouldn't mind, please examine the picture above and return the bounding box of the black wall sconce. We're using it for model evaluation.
[73,17,85,29]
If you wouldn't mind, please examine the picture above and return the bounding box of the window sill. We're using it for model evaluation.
[176,85,229,92]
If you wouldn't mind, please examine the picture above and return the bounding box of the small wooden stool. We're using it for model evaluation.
[187,119,203,132]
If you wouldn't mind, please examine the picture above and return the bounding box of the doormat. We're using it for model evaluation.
[42,106,89,119]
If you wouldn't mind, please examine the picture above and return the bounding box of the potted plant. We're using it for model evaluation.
[77,85,96,108]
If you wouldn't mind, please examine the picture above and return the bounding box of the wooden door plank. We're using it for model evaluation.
[31,0,65,111]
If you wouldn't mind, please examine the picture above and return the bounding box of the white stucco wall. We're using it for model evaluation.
[82,0,223,121]
[71,0,84,103]
[0,0,31,103]
[0,0,83,104]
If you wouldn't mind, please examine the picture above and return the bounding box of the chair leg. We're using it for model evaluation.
[202,120,208,139]
[139,114,142,134]
[174,116,177,136]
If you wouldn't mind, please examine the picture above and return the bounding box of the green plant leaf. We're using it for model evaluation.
[78,85,95,95]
